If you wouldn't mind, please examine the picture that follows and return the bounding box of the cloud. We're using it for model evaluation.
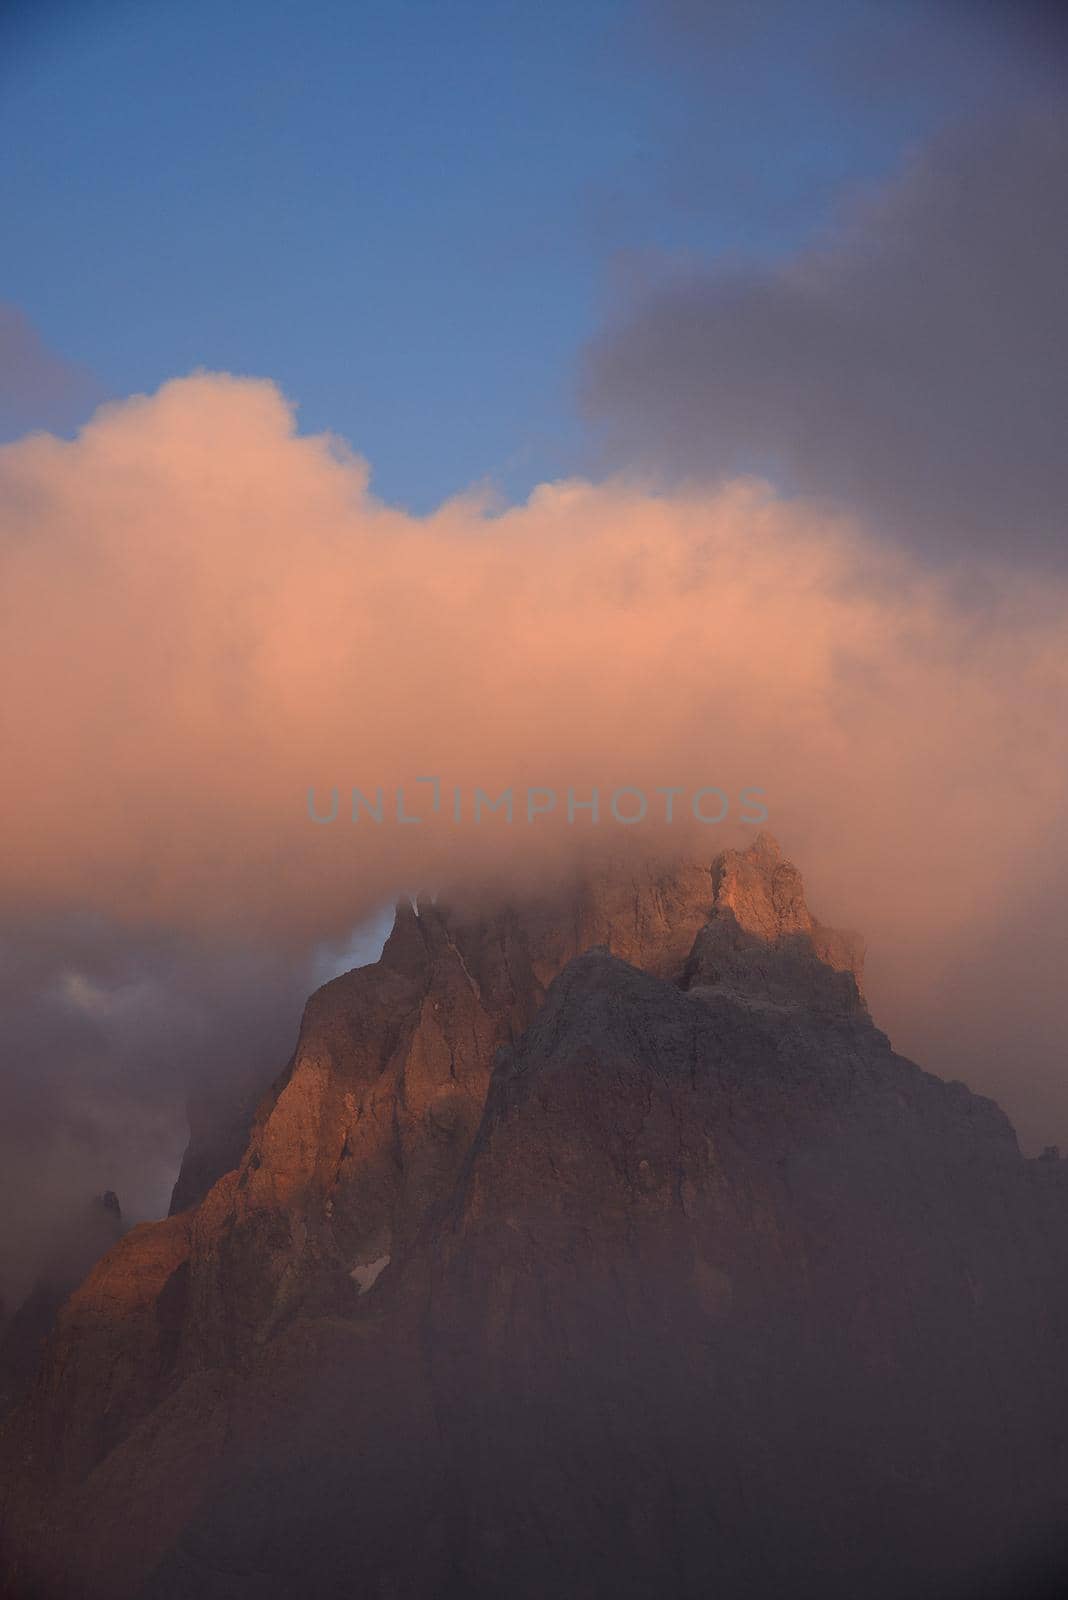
[582,97,1068,565]
[0,910,330,1304]
[1,372,1067,1183]
[0,305,103,440]
[636,1,1068,100]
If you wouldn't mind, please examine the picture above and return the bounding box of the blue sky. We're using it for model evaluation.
[1,0,993,509]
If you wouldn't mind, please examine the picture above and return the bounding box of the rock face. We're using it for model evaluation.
[3,837,1068,1599]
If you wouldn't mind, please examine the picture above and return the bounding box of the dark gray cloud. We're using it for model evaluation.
[0,915,387,1306]
[639,0,1068,97]
[0,305,103,439]
[585,14,1068,565]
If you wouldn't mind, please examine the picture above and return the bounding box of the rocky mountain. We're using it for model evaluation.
[3,837,1068,1599]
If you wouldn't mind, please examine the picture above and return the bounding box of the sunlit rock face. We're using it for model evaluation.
[4,838,1068,1600]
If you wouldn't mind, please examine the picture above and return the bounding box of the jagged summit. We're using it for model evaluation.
[711,833,864,978]
[169,833,860,1219]
[376,829,860,1004]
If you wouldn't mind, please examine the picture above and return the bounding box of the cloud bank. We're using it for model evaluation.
[0,371,1064,930]
[587,0,1068,567]
[583,101,1068,565]
[1,373,1067,1177]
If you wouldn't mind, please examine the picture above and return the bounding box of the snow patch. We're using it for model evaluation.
[350,1254,390,1295]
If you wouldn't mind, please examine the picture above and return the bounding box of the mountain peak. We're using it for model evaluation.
[708,833,864,991]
